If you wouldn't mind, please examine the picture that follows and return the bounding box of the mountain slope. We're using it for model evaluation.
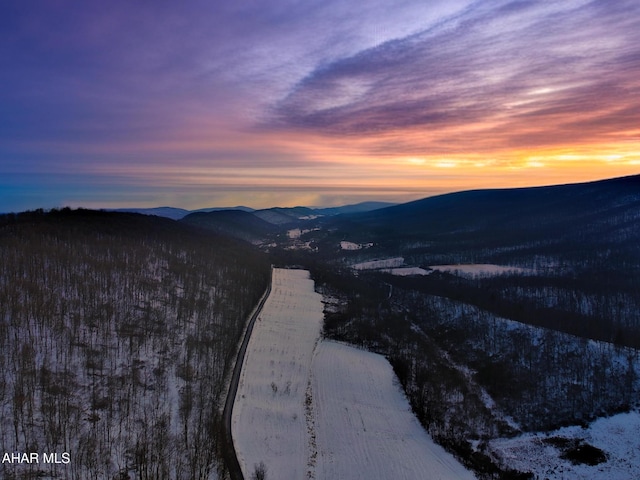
[109,206,192,220]
[332,174,640,253]
[253,206,318,225]
[314,201,397,216]
[0,208,270,479]
[181,209,279,243]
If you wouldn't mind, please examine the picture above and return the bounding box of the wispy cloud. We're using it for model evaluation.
[272,0,640,156]
[1,0,639,211]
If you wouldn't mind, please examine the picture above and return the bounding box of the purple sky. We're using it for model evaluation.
[2,0,639,212]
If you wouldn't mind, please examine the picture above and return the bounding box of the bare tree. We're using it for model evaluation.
[251,461,267,480]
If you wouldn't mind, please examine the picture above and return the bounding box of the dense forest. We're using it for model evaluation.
[0,209,270,480]
[306,264,639,478]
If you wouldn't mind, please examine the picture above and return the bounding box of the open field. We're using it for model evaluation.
[232,268,324,479]
[232,268,473,479]
[312,340,475,479]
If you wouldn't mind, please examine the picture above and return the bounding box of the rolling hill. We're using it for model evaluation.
[181,209,279,243]
[326,174,640,263]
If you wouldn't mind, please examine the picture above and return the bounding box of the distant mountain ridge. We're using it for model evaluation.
[181,210,278,243]
[112,202,397,220]
[109,205,254,220]
[325,174,640,263]
[110,206,192,220]
[314,201,396,216]
[102,202,396,243]
[108,176,640,249]
[110,201,396,221]
[253,206,318,225]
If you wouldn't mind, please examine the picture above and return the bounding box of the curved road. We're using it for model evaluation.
[221,270,273,480]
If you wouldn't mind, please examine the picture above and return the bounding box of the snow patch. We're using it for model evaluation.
[340,241,374,250]
[429,264,531,278]
[313,341,475,480]
[381,267,432,276]
[490,410,640,479]
[288,228,302,239]
[352,257,404,270]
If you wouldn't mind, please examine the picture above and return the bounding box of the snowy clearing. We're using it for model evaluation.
[232,268,474,480]
[287,227,319,239]
[312,341,476,480]
[352,257,405,270]
[381,267,431,276]
[340,240,362,250]
[232,269,323,480]
[285,241,316,251]
[429,264,530,277]
[340,241,374,250]
[490,410,640,479]
[288,228,302,239]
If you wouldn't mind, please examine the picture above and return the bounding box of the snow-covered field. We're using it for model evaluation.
[429,264,530,277]
[288,228,303,239]
[232,268,474,480]
[340,240,362,250]
[232,269,323,479]
[351,259,527,278]
[312,341,475,480]
[352,257,405,270]
[381,267,431,276]
[490,410,640,479]
[349,258,526,278]
[340,241,374,250]
[288,227,319,239]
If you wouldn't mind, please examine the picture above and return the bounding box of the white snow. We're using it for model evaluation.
[288,228,302,239]
[340,241,362,250]
[340,241,374,250]
[232,268,474,480]
[381,267,432,276]
[312,341,476,480]
[490,410,640,479]
[232,269,324,480]
[351,260,528,277]
[429,264,530,277]
[285,241,317,251]
[352,257,405,270]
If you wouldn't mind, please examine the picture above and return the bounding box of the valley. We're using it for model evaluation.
[2,174,640,479]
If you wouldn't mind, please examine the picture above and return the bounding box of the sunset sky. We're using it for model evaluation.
[1,0,639,212]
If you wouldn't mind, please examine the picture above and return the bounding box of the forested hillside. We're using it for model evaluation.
[273,175,640,477]
[0,209,270,479]
[308,266,640,478]
[3,174,639,479]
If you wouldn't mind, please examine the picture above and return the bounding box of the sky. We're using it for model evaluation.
[1,0,639,212]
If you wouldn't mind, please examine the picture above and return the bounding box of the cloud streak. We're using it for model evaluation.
[272,0,640,155]
[1,0,639,211]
